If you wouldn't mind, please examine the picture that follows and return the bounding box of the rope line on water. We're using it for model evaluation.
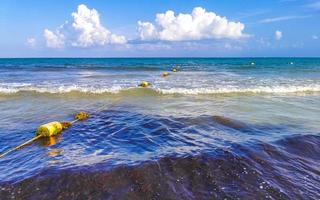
[0,111,90,158]
[0,135,42,158]
[0,98,122,159]
[139,66,179,88]
[0,66,179,158]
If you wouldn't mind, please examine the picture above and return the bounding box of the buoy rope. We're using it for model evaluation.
[95,97,122,113]
[0,98,122,159]
[0,112,87,158]
[70,119,79,124]
[0,67,178,159]
[0,135,42,158]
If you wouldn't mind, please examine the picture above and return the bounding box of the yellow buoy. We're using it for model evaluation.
[162,72,170,77]
[172,68,177,72]
[36,121,63,137]
[75,111,90,121]
[139,81,151,87]
[0,111,90,158]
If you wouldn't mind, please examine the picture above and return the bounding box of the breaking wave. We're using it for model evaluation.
[0,84,320,96]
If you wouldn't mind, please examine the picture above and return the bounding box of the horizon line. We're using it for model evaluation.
[1,56,320,59]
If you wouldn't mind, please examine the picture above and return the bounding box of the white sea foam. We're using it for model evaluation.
[0,87,19,94]
[0,84,320,95]
[156,85,320,95]
[0,85,125,94]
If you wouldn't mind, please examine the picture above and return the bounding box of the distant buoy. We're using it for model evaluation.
[139,81,151,87]
[290,62,294,65]
[172,68,177,72]
[75,111,90,121]
[251,62,255,65]
[162,72,170,77]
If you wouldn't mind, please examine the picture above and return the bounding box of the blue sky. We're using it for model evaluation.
[0,0,319,57]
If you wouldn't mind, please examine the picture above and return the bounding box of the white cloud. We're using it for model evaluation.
[275,30,283,40]
[26,37,37,47]
[138,7,246,41]
[71,4,126,47]
[135,42,172,51]
[138,21,158,40]
[312,35,319,40]
[259,15,310,23]
[44,4,126,49]
[44,29,65,48]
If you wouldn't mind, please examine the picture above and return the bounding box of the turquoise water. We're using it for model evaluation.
[0,58,319,199]
[1,58,320,95]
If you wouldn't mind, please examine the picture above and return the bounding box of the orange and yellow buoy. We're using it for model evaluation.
[0,111,89,158]
[138,81,152,87]
[36,121,63,137]
[162,72,170,77]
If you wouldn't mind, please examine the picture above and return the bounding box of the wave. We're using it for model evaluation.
[0,85,125,94]
[157,85,320,95]
[1,134,319,199]
[0,108,319,199]
[1,84,320,96]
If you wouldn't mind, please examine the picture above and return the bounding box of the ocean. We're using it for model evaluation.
[0,58,319,199]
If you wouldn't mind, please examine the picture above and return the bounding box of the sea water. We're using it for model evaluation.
[0,58,319,199]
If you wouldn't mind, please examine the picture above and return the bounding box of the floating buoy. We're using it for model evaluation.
[75,111,90,121]
[172,68,177,72]
[290,62,294,65]
[0,111,90,158]
[251,62,255,65]
[162,72,170,77]
[36,121,63,137]
[138,81,151,87]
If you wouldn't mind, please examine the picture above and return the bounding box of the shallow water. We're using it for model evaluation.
[0,58,319,199]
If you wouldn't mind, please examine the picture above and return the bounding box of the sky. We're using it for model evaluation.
[0,0,319,57]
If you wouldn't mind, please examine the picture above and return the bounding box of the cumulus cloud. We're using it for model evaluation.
[44,4,126,49]
[25,37,37,47]
[138,22,159,40]
[71,4,126,47]
[138,7,246,41]
[275,30,283,40]
[312,35,319,40]
[44,29,65,48]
